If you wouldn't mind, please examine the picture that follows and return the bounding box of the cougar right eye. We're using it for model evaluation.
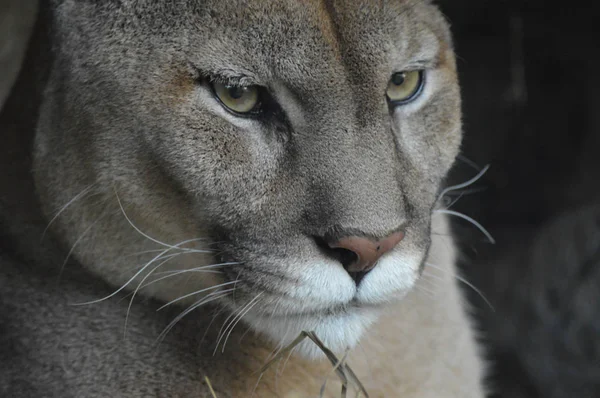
[386,70,425,105]
[212,82,260,114]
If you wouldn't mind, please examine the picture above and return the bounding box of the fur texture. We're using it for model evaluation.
[0,1,484,396]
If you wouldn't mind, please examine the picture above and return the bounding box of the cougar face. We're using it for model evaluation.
[34,0,461,357]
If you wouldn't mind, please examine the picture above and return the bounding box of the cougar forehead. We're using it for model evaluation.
[36,0,461,357]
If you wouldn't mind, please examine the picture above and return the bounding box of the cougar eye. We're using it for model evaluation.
[212,82,260,114]
[386,70,424,104]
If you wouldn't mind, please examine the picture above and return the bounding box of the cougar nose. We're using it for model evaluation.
[328,231,405,274]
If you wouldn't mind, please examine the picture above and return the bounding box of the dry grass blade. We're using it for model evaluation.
[305,332,367,398]
[204,376,218,398]
[258,332,307,374]
[320,350,349,397]
[258,331,369,398]
[306,332,349,392]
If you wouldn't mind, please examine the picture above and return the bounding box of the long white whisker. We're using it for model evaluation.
[413,284,436,299]
[456,154,483,171]
[72,247,172,306]
[273,340,287,392]
[71,192,210,306]
[113,187,208,253]
[117,269,225,305]
[220,292,263,354]
[157,280,239,311]
[135,268,225,291]
[232,269,244,306]
[214,305,240,355]
[128,237,209,281]
[237,318,255,347]
[117,255,233,290]
[215,295,258,355]
[445,191,465,210]
[438,164,490,200]
[42,183,97,238]
[152,262,239,276]
[163,290,233,338]
[250,372,266,398]
[123,237,214,333]
[74,240,193,307]
[58,209,112,281]
[116,252,186,281]
[215,303,251,356]
[157,288,235,345]
[434,209,496,244]
[200,306,228,349]
[424,262,495,311]
[124,252,194,334]
[130,265,230,293]
[273,329,294,392]
[270,328,291,365]
[279,344,299,378]
[124,248,171,257]
[265,329,290,370]
[416,275,441,291]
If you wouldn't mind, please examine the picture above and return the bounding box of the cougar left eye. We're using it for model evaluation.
[386,70,424,105]
[212,82,260,114]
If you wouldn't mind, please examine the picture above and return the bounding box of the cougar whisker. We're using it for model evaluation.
[124,249,200,335]
[424,263,494,311]
[157,288,236,346]
[434,209,496,244]
[42,183,98,238]
[115,252,185,281]
[152,262,239,277]
[157,280,239,311]
[114,187,209,253]
[58,208,115,281]
[73,237,203,306]
[219,292,263,354]
[438,164,490,201]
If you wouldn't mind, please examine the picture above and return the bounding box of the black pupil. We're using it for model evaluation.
[391,73,406,86]
[227,86,245,99]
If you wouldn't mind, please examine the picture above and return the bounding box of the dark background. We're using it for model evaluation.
[438,1,600,397]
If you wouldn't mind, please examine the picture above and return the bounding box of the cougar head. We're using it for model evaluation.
[34,0,461,358]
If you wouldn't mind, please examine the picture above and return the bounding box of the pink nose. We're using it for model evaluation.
[328,231,405,273]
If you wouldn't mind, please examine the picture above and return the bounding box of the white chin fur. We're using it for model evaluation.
[355,250,422,304]
[245,309,380,360]
[241,251,423,358]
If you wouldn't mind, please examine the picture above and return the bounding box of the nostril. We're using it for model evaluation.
[313,236,358,269]
[330,247,359,269]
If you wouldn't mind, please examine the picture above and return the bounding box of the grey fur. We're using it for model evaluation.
[0,1,479,396]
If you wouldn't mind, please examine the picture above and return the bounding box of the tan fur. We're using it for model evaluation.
[101,217,481,397]
[0,1,486,396]
[216,218,485,397]
[305,0,342,60]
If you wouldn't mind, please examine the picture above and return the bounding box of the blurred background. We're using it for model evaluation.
[440,1,600,397]
[1,1,599,397]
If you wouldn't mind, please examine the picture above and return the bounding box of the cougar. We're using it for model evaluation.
[0,1,485,396]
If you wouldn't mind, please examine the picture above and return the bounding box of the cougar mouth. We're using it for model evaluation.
[252,297,386,320]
